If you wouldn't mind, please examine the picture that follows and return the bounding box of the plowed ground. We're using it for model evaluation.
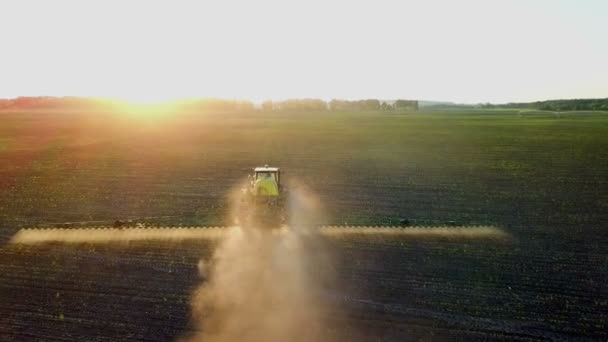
[1,110,607,340]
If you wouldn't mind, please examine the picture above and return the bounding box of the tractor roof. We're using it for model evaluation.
[254,166,279,172]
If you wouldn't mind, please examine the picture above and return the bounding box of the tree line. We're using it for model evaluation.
[0,96,123,110]
[0,96,419,112]
[3,96,606,112]
[261,98,418,111]
[0,97,256,112]
[481,98,608,111]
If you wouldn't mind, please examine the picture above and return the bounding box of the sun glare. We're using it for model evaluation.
[110,96,179,119]
[116,92,180,105]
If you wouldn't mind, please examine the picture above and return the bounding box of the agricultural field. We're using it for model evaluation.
[1,109,607,340]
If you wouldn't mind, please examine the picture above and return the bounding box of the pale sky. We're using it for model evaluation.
[1,0,606,103]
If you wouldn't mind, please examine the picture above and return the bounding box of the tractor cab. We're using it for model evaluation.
[251,165,281,197]
[254,166,280,185]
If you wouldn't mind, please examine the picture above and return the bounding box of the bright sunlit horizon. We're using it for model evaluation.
[1,0,607,104]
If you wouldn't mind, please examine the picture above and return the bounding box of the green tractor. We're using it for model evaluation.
[237,165,287,228]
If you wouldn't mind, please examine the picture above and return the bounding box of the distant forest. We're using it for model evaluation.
[0,97,419,112]
[481,98,608,111]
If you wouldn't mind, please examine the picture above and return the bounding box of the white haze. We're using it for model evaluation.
[183,181,337,342]
[1,0,606,103]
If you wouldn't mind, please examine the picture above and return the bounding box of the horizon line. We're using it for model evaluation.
[1,95,607,106]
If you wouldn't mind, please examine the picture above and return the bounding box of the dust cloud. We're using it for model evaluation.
[184,180,336,342]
